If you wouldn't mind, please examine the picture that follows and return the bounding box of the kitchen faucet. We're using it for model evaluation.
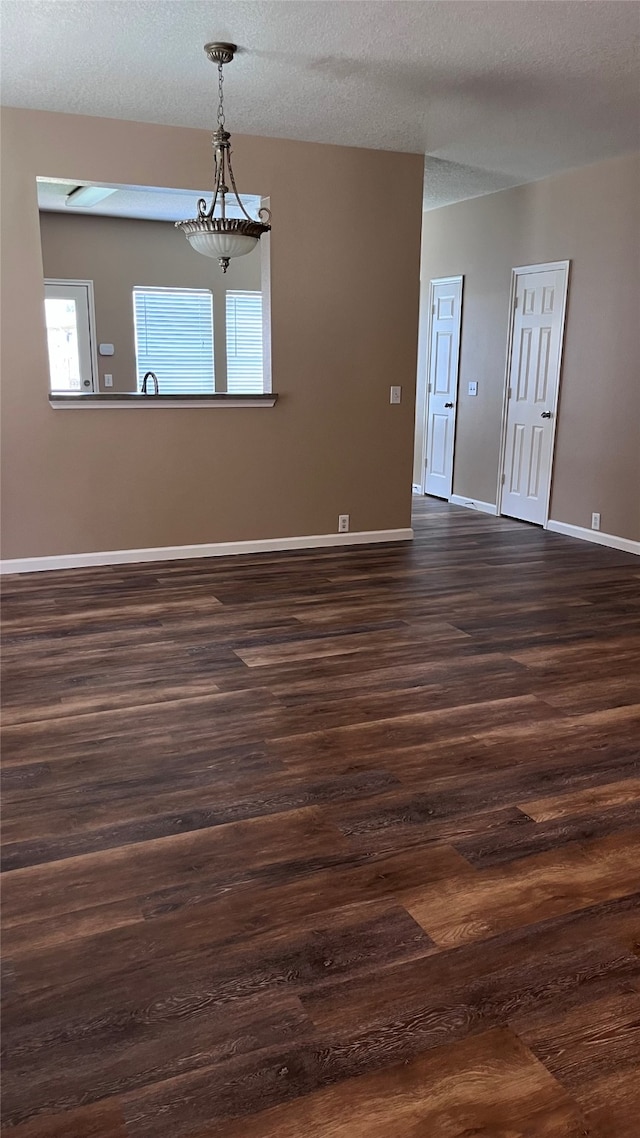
[141,371,159,394]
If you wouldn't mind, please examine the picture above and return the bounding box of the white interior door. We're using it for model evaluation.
[44,280,97,393]
[424,277,463,499]
[500,263,569,525]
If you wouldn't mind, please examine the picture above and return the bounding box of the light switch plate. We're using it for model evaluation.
[104,374,113,387]
[390,386,402,404]
[468,381,478,396]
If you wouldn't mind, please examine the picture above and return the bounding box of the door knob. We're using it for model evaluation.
[444,401,454,408]
[540,411,552,419]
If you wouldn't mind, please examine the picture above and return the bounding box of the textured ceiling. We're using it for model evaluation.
[3,1,639,209]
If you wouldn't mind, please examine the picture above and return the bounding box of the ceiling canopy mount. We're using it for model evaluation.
[203,42,237,67]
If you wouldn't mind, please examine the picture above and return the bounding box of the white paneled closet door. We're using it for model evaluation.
[501,263,569,525]
[424,277,463,500]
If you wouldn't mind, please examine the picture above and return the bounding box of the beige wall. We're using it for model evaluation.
[0,107,423,559]
[415,152,640,542]
[40,212,261,394]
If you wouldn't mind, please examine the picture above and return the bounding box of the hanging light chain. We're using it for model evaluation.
[176,41,271,266]
[217,62,225,129]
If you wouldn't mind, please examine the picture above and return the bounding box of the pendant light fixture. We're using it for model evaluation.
[176,43,271,272]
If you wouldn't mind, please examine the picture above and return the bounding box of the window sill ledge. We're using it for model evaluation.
[49,393,278,409]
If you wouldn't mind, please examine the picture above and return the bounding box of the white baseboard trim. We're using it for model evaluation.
[0,528,414,575]
[449,494,498,516]
[546,520,640,556]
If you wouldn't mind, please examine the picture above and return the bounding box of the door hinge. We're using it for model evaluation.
[432,303,436,315]
[501,473,506,485]
[514,295,519,309]
[428,382,432,393]
[508,386,512,399]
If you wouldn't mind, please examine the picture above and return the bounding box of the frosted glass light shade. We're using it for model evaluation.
[176,216,270,268]
[186,231,258,260]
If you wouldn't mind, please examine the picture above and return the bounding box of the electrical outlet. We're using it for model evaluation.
[390,386,401,404]
[591,512,601,531]
[468,381,478,396]
[104,374,113,387]
[338,514,350,533]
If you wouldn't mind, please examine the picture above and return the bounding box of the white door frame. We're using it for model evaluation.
[418,274,463,497]
[44,278,99,393]
[496,260,570,527]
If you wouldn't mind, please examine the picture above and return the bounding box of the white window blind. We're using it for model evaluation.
[226,291,264,394]
[133,288,214,394]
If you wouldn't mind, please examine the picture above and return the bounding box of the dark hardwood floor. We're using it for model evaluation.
[2,497,639,1137]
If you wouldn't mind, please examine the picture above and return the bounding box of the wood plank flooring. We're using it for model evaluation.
[2,497,640,1137]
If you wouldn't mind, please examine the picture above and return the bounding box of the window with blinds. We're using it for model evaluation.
[133,287,214,394]
[226,291,264,394]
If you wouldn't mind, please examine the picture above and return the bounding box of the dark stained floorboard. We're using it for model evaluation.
[1,496,639,1136]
